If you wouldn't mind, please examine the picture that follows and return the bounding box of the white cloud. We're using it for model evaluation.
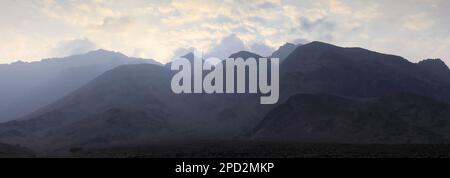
[250,43,275,57]
[402,13,435,31]
[292,38,310,45]
[329,0,352,15]
[39,0,121,27]
[431,37,450,64]
[205,34,247,59]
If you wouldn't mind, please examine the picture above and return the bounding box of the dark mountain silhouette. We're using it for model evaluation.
[280,41,450,103]
[0,41,449,152]
[0,50,160,122]
[252,93,450,144]
[418,58,449,72]
[417,58,450,82]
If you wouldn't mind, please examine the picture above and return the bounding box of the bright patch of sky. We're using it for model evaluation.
[0,0,449,64]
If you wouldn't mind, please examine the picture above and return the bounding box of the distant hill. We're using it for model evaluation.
[0,50,160,122]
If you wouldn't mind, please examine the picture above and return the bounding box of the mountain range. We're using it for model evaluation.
[0,41,449,154]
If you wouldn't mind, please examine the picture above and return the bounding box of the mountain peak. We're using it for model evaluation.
[281,43,296,48]
[181,52,195,61]
[229,51,262,59]
[304,41,339,48]
[417,59,450,78]
[84,49,127,58]
[271,43,297,62]
[418,58,449,70]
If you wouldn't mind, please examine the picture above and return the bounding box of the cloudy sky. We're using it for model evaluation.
[0,0,449,64]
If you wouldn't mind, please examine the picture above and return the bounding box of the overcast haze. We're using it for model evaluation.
[0,0,449,64]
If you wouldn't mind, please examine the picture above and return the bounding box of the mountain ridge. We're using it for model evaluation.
[0,41,450,152]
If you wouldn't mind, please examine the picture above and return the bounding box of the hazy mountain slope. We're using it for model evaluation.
[252,93,450,144]
[165,50,272,134]
[270,43,297,62]
[0,63,240,149]
[22,64,170,125]
[0,50,160,122]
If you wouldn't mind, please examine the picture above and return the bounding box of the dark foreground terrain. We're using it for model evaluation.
[0,143,35,158]
[59,142,450,158]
